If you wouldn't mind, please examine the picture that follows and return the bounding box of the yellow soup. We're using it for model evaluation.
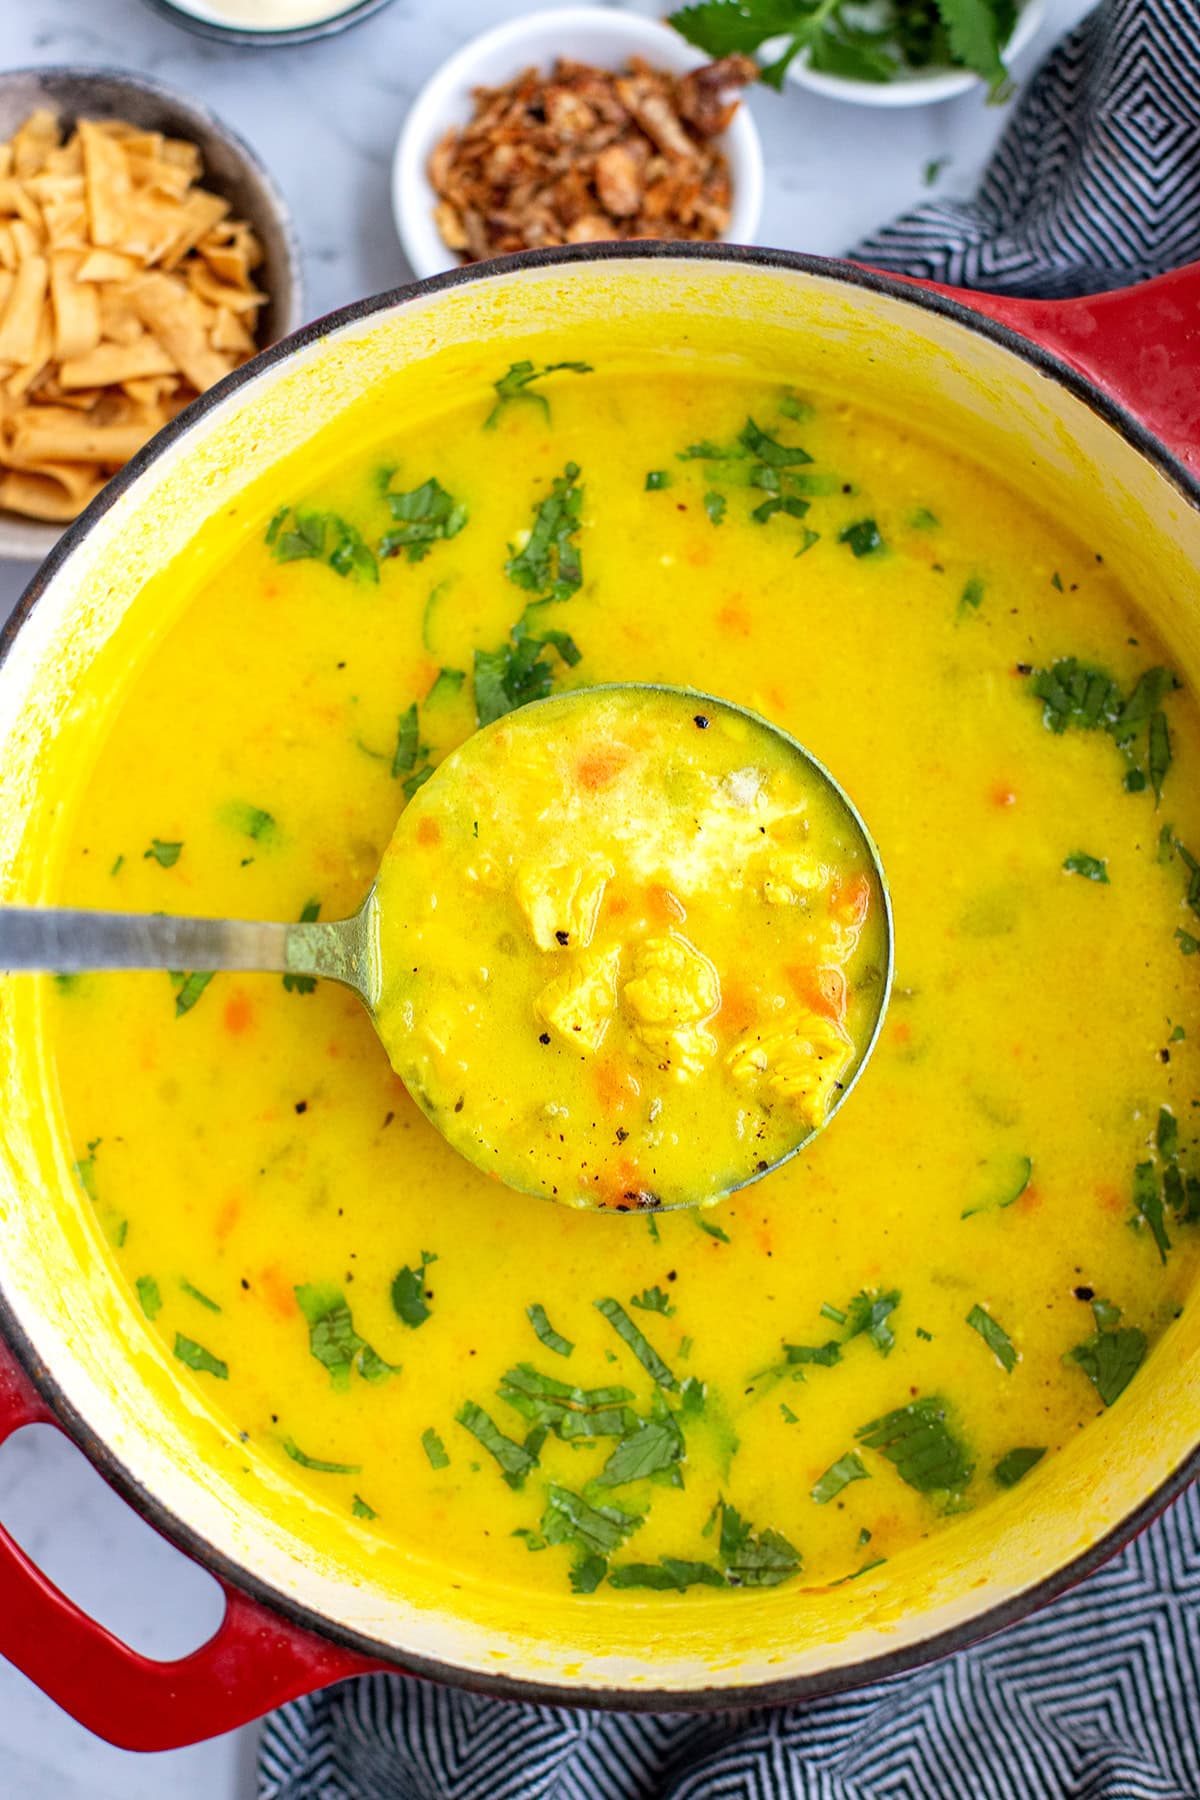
[39,353,1200,1601]
[373,685,888,1210]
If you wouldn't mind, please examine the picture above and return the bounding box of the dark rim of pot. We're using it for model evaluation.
[139,0,398,47]
[2,241,1199,1715]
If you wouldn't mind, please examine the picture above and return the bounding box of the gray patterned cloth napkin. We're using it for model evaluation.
[259,5,1200,1792]
[853,0,1200,296]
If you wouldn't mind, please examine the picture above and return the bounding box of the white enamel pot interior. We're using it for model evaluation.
[1,247,1199,1714]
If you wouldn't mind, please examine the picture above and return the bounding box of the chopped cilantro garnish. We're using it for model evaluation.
[1176,928,1200,955]
[170,970,214,1018]
[966,1304,1017,1372]
[1067,1323,1147,1406]
[993,1446,1045,1488]
[718,1501,802,1587]
[839,518,883,557]
[695,1215,730,1244]
[784,1340,841,1367]
[594,1296,676,1389]
[220,801,276,842]
[1157,1106,1178,1159]
[844,1289,900,1355]
[392,1251,437,1328]
[1028,657,1177,798]
[779,392,813,421]
[527,1303,574,1357]
[908,506,939,529]
[180,1279,220,1313]
[295,1283,398,1389]
[474,629,574,727]
[283,1438,360,1474]
[135,1275,161,1320]
[780,1402,799,1424]
[1132,1160,1171,1263]
[856,1396,973,1497]
[961,1150,1032,1218]
[498,1364,633,1441]
[455,1401,538,1489]
[630,1285,675,1316]
[645,469,671,490]
[144,838,182,868]
[750,494,810,526]
[484,359,592,429]
[738,417,813,467]
[811,1451,870,1506]
[173,1334,227,1380]
[959,576,985,612]
[421,1427,450,1470]
[570,1553,610,1593]
[352,1493,378,1519]
[506,463,583,601]
[426,666,465,705]
[608,1558,724,1591]
[282,898,321,995]
[819,1301,847,1325]
[380,477,468,563]
[703,490,726,526]
[596,1412,683,1488]
[1063,852,1109,883]
[266,508,377,583]
[542,1484,642,1557]
[391,703,419,776]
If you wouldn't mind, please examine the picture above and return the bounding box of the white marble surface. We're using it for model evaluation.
[0,0,1094,1790]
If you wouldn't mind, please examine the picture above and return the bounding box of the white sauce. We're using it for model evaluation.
[166,0,360,29]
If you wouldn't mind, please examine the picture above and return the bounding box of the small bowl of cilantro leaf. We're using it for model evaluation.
[668,0,1045,106]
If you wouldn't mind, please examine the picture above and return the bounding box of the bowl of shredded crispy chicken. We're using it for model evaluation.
[393,7,763,279]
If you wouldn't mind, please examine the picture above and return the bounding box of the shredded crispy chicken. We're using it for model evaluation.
[427,55,757,263]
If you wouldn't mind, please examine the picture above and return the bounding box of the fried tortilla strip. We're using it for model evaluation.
[7,406,153,465]
[6,299,54,397]
[10,110,59,180]
[59,336,177,388]
[158,189,229,271]
[0,464,104,520]
[49,250,101,360]
[0,252,49,364]
[78,119,133,247]
[128,272,231,392]
[75,247,140,282]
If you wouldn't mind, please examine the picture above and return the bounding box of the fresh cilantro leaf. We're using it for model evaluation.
[380,477,468,563]
[1149,711,1171,801]
[784,1340,841,1367]
[780,1402,799,1424]
[1157,1106,1178,1160]
[220,801,276,842]
[923,156,951,186]
[608,1557,725,1590]
[527,1303,574,1357]
[327,516,378,583]
[856,1396,974,1496]
[170,970,215,1018]
[718,1501,802,1587]
[1176,928,1200,955]
[484,360,592,429]
[391,703,419,776]
[144,838,182,868]
[965,1304,1017,1372]
[497,1363,633,1440]
[570,1552,610,1593]
[506,463,583,600]
[738,417,812,466]
[844,1289,900,1355]
[1092,1297,1122,1331]
[392,1251,437,1328]
[180,1279,220,1313]
[352,1493,378,1519]
[295,1282,399,1388]
[630,1285,675,1316]
[811,1451,870,1505]
[820,1301,847,1324]
[839,518,882,557]
[704,490,726,526]
[421,1427,450,1470]
[455,1401,538,1488]
[937,0,1009,95]
[282,898,321,995]
[474,625,577,727]
[1067,1324,1147,1406]
[267,508,377,582]
[542,1484,643,1556]
[426,667,465,705]
[596,1415,683,1488]
[595,1297,677,1389]
[135,1275,161,1320]
[750,494,811,526]
[1132,1160,1171,1263]
[909,506,940,529]
[173,1334,227,1380]
[1063,852,1109,883]
[645,470,671,490]
[695,1215,730,1244]
[993,1446,1045,1488]
[1029,658,1177,798]
[283,1438,360,1474]
[959,576,985,612]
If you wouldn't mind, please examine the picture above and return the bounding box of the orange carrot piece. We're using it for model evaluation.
[223,991,253,1035]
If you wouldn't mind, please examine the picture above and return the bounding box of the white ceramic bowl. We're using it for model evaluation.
[785,0,1045,106]
[393,6,764,282]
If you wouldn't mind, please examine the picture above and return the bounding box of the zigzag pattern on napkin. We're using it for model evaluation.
[257,1480,1200,1800]
[854,0,1200,296]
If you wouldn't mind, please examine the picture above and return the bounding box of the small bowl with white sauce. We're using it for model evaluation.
[140,0,397,47]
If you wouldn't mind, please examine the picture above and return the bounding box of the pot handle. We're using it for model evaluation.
[0,1339,383,1750]
[905,261,1200,471]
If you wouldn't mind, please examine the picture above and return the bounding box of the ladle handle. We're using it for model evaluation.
[0,905,343,981]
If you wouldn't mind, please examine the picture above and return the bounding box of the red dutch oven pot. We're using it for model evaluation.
[0,247,1198,1749]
